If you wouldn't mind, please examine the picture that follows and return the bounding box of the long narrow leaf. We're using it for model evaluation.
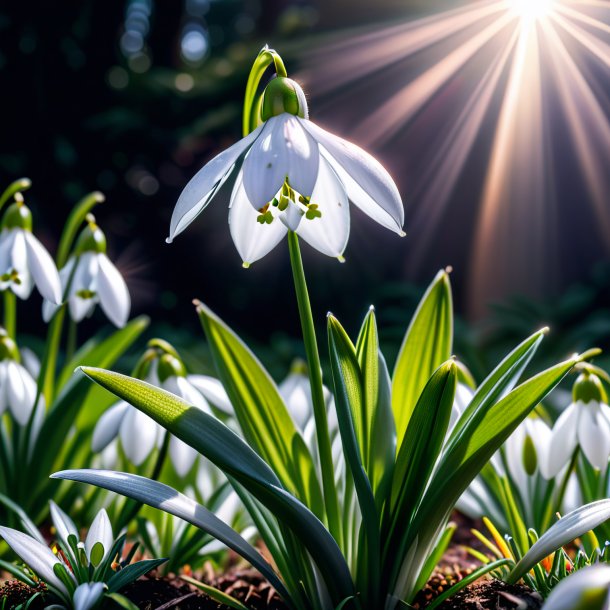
[508,500,610,583]
[52,470,288,599]
[328,315,381,603]
[392,270,452,446]
[68,368,355,605]
[196,303,324,517]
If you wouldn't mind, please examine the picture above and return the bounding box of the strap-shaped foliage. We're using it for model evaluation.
[69,368,355,607]
[392,270,453,446]
[197,302,325,518]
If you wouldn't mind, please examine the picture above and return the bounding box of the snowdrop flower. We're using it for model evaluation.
[546,372,610,478]
[0,194,61,303]
[449,382,475,430]
[543,564,610,610]
[43,215,130,328]
[168,75,404,266]
[92,342,230,477]
[0,330,43,426]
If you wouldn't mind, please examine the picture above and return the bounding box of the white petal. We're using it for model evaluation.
[543,564,610,610]
[43,258,76,322]
[0,363,8,416]
[169,435,198,477]
[295,157,349,258]
[23,233,62,303]
[96,254,130,328]
[73,582,105,610]
[85,508,113,565]
[187,375,233,414]
[49,501,79,547]
[6,362,35,426]
[0,230,15,275]
[91,401,130,452]
[242,115,320,209]
[300,118,404,235]
[546,404,579,478]
[165,376,212,413]
[578,402,610,470]
[279,199,305,232]
[0,526,74,597]
[279,373,313,431]
[69,295,97,322]
[228,172,287,266]
[119,407,159,466]
[169,124,264,242]
[9,231,34,300]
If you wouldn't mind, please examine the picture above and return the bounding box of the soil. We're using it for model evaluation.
[0,512,544,610]
[0,580,47,609]
[432,580,543,610]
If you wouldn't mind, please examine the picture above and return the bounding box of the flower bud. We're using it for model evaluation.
[74,215,107,255]
[0,330,19,361]
[261,77,308,121]
[2,200,32,231]
[573,372,604,404]
[157,353,186,382]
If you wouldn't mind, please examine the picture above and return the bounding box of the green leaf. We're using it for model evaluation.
[196,302,324,518]
[508,500,610,584]
[105,593,140,610]
[384,361,457,570]
[61,369,355,605]
[328,315,380,604]
[107,557,168,593]
[446,329,547,449]
[392,270,453,446]
[180,575,249,610]
[397,350,580,602]
[29,316,148,484]
[355,308,396,502]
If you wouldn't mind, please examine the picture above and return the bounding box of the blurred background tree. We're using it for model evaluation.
[1,0,609,379]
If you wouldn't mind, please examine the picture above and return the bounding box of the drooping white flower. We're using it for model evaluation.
[543,564,610,610]
[168,75,404,266]
[546,372,610,478]
[0,195,61,304]
[43,215,130,328]
[0,330,43,426]
[92,346,230,477]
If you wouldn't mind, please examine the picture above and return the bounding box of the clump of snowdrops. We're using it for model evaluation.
[52,47,604,610]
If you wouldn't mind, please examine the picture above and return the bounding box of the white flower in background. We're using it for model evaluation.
[0,194,61,304]
[543,564,610,610]
[449,382,475,430]
[43,215,130,328]
[546,372,610,477]
[0,503,113,606]
[0,330,43,426]
[92,344,231,477]
[168,76,404,266]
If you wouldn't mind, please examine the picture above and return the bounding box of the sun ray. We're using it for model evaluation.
[299,0,610,315]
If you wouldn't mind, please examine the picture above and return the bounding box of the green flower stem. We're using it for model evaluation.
[3,291,16,339]
[242,47,288,137]
[287,231,342,546]
[40,306,66,406]
[66,317,78,362]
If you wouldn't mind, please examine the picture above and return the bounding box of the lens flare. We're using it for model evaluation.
[300,1,610,316]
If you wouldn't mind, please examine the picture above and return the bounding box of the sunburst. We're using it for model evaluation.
[299,0,610,316]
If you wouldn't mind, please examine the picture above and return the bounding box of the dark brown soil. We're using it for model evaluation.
[0,580,47,609]
[432,579,543,609]
[121,570,286,610]
[121,575,223,609]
